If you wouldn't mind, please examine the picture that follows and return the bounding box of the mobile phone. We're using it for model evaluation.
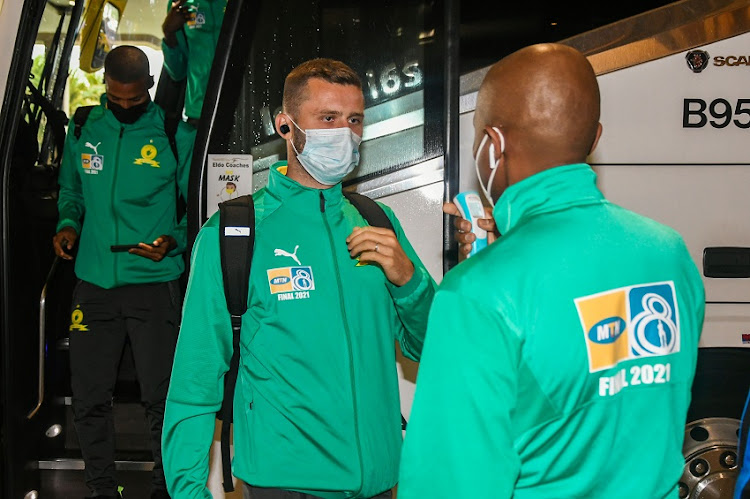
[110,244,140,252]
[453,191,488,257]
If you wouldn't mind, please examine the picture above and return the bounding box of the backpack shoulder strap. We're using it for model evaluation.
[73,105,95,140]
[343,191,408,431]
[217,193,255,493]
[164,112,180,162]
[343,191,394,232]
[219,193,255,317]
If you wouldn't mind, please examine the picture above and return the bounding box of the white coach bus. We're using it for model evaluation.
[0,0,748,497]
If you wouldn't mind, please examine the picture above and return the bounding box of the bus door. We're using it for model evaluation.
[0,1,83,495]
[0,0,187,496]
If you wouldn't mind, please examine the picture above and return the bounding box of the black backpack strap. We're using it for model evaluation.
[343,191,394,232]
[344,191,409,431]
[164,111,180,162]
[72,105,94,140]
[218,194,255,493]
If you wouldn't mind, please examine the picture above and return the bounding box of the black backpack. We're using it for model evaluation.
[72,105,180,162]
[217,191,406,492]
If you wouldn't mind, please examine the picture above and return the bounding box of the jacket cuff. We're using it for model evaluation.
[169,241,186,256]
[387,263,427,300]
[56,218,80,235]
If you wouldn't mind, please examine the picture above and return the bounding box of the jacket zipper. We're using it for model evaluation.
[112,126,124,285]
[320,191,364,495]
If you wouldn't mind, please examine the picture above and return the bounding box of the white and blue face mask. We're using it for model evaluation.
[287,116,362,186]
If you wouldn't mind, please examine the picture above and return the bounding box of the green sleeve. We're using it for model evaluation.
[56,125,84,233]
[169,122,196,255]
[381,204,437,361]
[398,289,521,498]
[163,218,233,498]
[162,29,189,81]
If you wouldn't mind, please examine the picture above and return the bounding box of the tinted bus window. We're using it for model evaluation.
[460,0,679,74]
[209,0,443,186]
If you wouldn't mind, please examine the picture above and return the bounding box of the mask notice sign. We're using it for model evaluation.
[207,154,253,217]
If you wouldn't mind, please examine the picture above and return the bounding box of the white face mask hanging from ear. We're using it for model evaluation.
[473,126,505,207]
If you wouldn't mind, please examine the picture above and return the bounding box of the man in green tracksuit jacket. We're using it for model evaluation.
[399,44,705,498]
[53,46,195,499]
[163,59,436,498]
[162,0,226,124]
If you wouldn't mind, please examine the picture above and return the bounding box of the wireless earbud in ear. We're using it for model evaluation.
[280,123,290,134]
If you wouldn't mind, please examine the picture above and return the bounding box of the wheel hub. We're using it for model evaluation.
[680,417,740,499]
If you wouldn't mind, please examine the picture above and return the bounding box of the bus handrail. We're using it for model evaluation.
[27,256,60,420]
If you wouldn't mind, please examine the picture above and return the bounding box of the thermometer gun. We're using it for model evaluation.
[453,191,488,257]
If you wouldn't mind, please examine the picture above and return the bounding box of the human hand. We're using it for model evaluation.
[346,226,414,286]
[53,226,78,260]
[129,235,177,262]
[162,0,190,45]
[443,202,497,258]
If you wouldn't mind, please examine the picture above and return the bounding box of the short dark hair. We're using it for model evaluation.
[104,46,151,84]
[283,58,362,116]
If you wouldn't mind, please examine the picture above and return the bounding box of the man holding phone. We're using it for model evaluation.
[52,46,194,499]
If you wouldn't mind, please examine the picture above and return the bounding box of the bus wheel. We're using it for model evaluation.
[679,417,740,498]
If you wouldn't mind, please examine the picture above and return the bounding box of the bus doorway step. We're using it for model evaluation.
[38,461,153,498]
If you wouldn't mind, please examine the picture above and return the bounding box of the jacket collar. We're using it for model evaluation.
[266,161,345,209]
[492,163,606,235]
[94,94,159,130]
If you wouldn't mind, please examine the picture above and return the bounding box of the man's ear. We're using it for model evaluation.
[589,122,603,155]
[275,113,291,137]
[486,126,505,161]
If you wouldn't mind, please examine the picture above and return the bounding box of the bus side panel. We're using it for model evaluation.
[591,31,750,351]
[377,180,444,419]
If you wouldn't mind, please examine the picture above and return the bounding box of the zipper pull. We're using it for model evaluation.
[119,127,124,138]
[319,191,325,213]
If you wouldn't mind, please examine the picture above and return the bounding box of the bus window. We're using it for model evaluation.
[460,0,678,74]
[203,0,444,214]
[79,0,127,72]
[26,0,83,168]
[29,0,170,163]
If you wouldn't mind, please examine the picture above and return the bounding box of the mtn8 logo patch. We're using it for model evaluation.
[575,281,680,373]
[267,266,315,295]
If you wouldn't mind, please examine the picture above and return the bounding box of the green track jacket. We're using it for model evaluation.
[399,163,705,499]
[162,0,225,120]
[163,163,437,498]
[56,97,194,289]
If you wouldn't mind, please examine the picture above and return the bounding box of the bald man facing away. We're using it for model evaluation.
[398,44,705,498]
